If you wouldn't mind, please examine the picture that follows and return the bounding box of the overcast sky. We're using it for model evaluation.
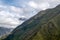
[0,0,60,28]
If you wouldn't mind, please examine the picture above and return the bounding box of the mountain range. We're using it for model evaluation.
[3,5,60,40]
[0,27,13,38]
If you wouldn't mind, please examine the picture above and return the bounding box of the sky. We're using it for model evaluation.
[0,0,60,28]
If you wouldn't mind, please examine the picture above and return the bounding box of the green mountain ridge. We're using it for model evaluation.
[3,5,60,40]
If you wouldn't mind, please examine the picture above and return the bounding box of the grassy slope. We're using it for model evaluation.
[29,14,60,40]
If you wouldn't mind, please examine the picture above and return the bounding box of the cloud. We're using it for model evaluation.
[9,6,23,13]
[0,5,24,28]
[0,17,19,25]
[38,2,50,10]
[0,11,20,28]
[0,0,60,28]
[28,1,50,10]
[28,1,38,8]
[48,0,60,2]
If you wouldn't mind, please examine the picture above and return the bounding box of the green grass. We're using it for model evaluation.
[29,14,60,40]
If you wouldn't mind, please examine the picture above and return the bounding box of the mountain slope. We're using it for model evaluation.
[4,5,60,40]
[0,27,13,37]
[29,14,60,40]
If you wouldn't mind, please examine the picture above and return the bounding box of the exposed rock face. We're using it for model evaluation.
[4,5,60,40]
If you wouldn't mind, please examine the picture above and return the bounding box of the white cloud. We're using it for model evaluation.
[10,6,23,13]
[0,17,19,25]
[39,3,50,10]
[0,11,14,18]
[0,0,60,28]
[49,0,60,2]
[0,11,20,28]
[0,5,24,28]
[28,1,38,8]
[28,1,50,10]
